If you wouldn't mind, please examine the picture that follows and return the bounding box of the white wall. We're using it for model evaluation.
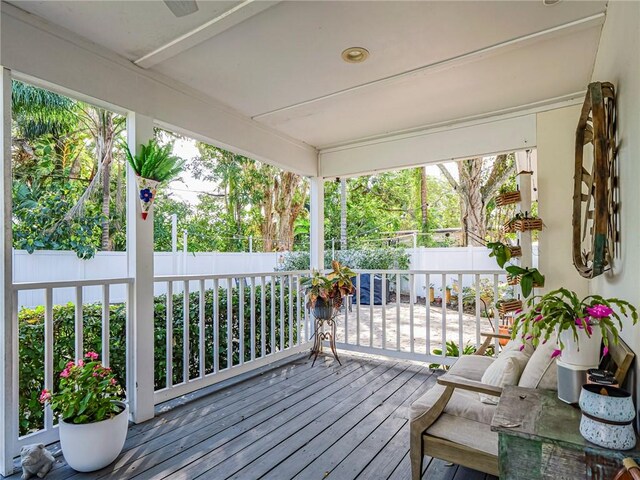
[589,1,640,353]
[536,105,589,297]
[0,4,318,177]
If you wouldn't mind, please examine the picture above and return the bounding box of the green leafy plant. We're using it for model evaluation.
[300,261,356,309]
[429,341,495,370]
[487,241,512,268]
[505,265,545,298]
[124,139,185,182]
[512,289,638,356]
[39,352,123,424]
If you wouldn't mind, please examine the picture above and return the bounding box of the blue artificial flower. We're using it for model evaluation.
[139,188,153,203]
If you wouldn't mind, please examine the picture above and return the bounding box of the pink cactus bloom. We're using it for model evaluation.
[525,335,533,340]
[602,346,609,357]
[587,304,614,319]
[575,317,593,335]
[551,349,562,359]
[519,345,525,352]
[85,351,99,361]
[533,315,543,322]
[60,368,70,378]
[39,389,51,403]
[514,309,523,315]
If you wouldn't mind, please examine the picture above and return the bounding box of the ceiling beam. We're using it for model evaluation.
[252,12,605,120]
[134,0,279,69]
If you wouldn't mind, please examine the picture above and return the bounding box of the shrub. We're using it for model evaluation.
[276,248,410,271]
[18,282,299,436]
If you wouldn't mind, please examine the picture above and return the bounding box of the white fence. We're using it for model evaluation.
[13,246,537,308]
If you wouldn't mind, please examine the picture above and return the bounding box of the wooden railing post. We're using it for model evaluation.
[126,112,155,423]
[0,67,16,476]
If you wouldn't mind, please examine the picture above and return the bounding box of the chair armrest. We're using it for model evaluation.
[481,331,512,340]
[437,373,503,397]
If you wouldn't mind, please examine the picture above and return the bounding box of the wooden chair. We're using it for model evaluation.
[410,332,635,480]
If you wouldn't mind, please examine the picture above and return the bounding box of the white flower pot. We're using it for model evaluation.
[559,327,603,367]
[59,401,128,472]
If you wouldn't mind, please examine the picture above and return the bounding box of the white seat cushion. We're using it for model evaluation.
[447,354,495,381]
[410,383,496,424]
[426,413,499,457]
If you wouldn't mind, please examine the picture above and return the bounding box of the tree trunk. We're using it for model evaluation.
[420,167,428,239]
[98,111,114,251]
[457,159,486,246]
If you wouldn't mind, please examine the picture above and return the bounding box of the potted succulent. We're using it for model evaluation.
[39,352,127,472]
[301,261,356,320]
[512,289,638,367]
[124,139,185,220]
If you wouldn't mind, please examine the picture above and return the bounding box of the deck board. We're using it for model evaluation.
[5,354,496,480]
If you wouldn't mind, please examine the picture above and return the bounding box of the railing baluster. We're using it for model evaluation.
[101,284,110,368]
[396,273,401,351]
[270,276,276,354]
[250,277,256,361]
[425,273,431,355]
[44,288,53,431]
[261,276,266,356]
[369,273,374,347]
[458,273,464,354]
[279,275,285,352]
[239,277,245,365]
[344,289,348,344]
[199,279,205,378]
[296,275,302,346]
[409,274,415,353]
[381,274,387,349]
[441,274,447,360]
[356,273,361,346]
[183,281,190,382]
[166,281,173,388]
[227,278,233,369]
[75,286,83,361]
[213,279,219,374]
[475,274,481,348]
[288,275,293,349]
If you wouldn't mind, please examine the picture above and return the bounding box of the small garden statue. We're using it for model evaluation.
[20,444,54,479]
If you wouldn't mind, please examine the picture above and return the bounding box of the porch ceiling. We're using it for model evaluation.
[9,0,606,150]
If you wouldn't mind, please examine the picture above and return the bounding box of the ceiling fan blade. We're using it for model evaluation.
[164,0,199,17]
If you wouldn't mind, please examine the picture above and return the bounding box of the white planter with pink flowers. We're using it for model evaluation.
[559,327,603,368]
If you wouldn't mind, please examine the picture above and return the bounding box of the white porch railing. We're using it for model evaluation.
[9,268,511,463]
[152,271,311,403]
[335,270,509,366]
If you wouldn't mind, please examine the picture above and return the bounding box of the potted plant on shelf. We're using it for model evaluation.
[503,211,544,233]
[512,289,638,367]
[487,241,512,268]
[505,265,545,298]
[39,352,127,472]
[124,139,185,220]
[301,261,356,320]
[495,184,521,207]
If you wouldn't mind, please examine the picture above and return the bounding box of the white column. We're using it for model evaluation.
[0,68,16,477]
[126,113,155,423]
[309,177,325,270]
[516,151,533,269]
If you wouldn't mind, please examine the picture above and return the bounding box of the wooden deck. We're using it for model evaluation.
[7,354,497,480]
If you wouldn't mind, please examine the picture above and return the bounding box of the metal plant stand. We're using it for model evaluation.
[309,316,341,366]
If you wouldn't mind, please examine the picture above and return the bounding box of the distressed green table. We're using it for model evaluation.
[491,386,640,479]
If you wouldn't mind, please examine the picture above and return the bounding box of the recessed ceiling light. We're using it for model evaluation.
[542,0,562,5]
[342,47,370,64]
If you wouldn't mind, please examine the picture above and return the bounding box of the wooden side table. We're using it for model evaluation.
[491,386,640,479]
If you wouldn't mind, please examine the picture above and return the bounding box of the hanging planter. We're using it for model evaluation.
[502,212,544,234]
[495,190,521,207]
[508,245,522,258]
[124,139,185,220]
[497,299,522,316]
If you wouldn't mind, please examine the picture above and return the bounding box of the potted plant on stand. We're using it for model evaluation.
[124,139,185,220]
[39,352,127,472]
[512,289,638,367]
[301,261,356,365]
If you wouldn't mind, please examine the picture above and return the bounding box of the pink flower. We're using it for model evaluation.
[110,378,117,386]
[60,368,70,378]
[66,361,75,369]
[519,345,525,352]
[575,317,593,335]
[526,335,533,340]
[587,304,614,319]
[551,349,562,359]
[77,360,84,367]
[514,309,523,315]
[39,389,51,403]
[602,346,609,357]
[534,315,543,323]
[85,351,99,361]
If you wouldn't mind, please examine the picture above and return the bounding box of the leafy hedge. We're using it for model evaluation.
[19,283,299,436]
[276,248,410,271]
